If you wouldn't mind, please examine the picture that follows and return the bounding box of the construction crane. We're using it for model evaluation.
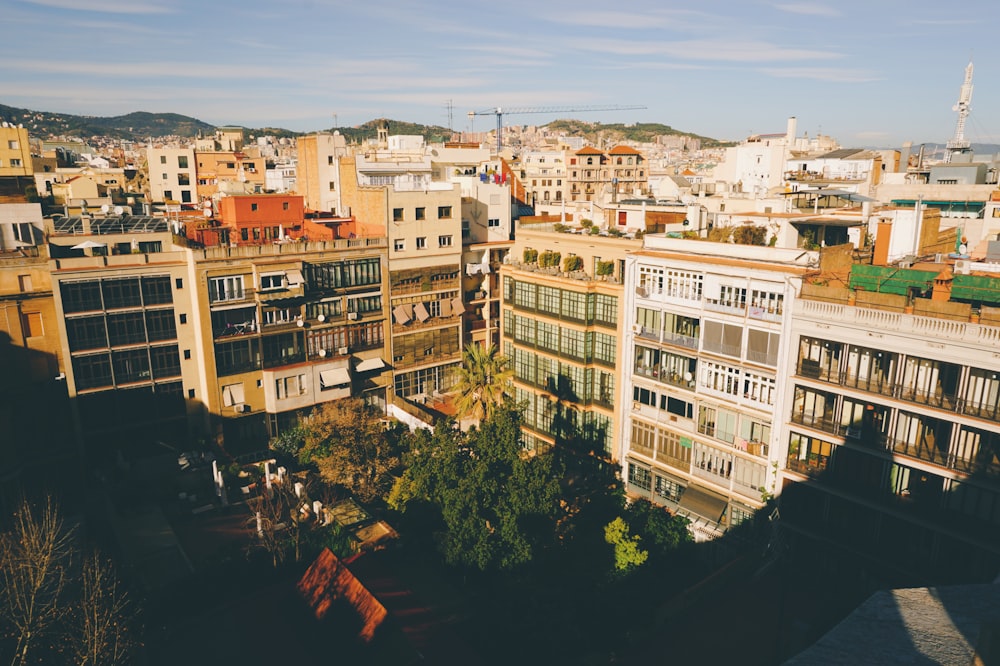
[946,61,974,163]
[467,104,647,152]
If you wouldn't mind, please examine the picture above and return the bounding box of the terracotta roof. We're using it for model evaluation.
[607,145,642,155]
[575,146,604,155]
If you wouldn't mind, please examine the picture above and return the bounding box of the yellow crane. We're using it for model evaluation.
[467,104,647,152]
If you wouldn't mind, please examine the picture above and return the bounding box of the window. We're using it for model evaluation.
[329,181,336,190]
[282,201,289,211]
[438,235,452,247]
[394,239,405,251]
[415,207,426,220]
[438,206,452,218]
[209,276,244,302]
[188,389,196,398]
[10,158,22,168]
[251,203,258,212]
[393,208,403,221]
[260,273,285,291]
[159,155,167,164]
[488,218,500,227]
[702,320,743,358]
[628,462,652,492]
[175,278,183,289]
[17,274,32,292]
[184,349,191,360]
[177,155,188,168]
[276,374,307,399]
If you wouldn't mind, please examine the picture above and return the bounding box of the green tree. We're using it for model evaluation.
[625,499,692,558]
[604,517,648,573]
[297,398,405,503]
[453,343,513,422]
[393,406,563,571]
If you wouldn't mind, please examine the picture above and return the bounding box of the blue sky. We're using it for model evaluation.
[3,0,998,148]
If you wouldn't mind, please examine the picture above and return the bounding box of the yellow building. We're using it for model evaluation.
[501,224,639,457]
[296,132,349,214]
[0,124,32,177]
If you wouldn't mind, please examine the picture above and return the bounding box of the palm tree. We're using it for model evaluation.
[453,343,513,422]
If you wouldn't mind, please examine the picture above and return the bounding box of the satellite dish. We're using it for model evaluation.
[100,204,110,214]
[318,348,327,358]
[203,200,212,209]
[113,206,124,215]
[204,208,213,218]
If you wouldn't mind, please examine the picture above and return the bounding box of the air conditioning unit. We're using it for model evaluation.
[632,324,643,334]
[347,312,358,320]
[318,348,328,358]
[954,259,972,275]
[633,401,641,410]
[317,314,326,323]
[337,346,348,356]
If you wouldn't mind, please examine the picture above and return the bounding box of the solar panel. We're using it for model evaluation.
[52,216,83,234]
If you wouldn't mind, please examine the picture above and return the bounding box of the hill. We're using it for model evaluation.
[543,119,729,147]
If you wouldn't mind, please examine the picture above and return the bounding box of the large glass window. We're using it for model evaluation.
[61,281,103,313]
[150,345,181,379]
[962,369,1000,420]
[898,355,960,409]
[787,432,834,476]
[73,353,113,390]
[101,278,142,309]
[747,329,780,367]
[209,276,245,303]
[843,344,897,396]
[112,348,150,383]
[798,336,843,382]
[594,294,617,327]
[66,316,107,351]
[141,276,173,305]
[145,309,177,342]
[702,320,742,358]
[891,411,952,466]
[106,312,147,346]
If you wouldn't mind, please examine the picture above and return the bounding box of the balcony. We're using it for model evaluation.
[209,286,255,306]
[703,298,746,316]
[633,363,696,391]
[890,437,949,468]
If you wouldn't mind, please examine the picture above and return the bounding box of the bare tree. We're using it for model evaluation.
[66,552,136,666]
[248,480,311,567]
[0,496,74,666]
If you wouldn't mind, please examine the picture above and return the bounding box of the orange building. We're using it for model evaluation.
[220,194,305,245]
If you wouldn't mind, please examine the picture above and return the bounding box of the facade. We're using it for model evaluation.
[779,260,1000,583]
[0,125,32,177]
[501,225,638,456]
[147,147,197,204]
[190,236,391,451]
[219,194,305,245]
[566,145,648,204]
[519,149,567,210]
[619,236,812,539]
[340,137,466,402]
[194,149,267,199]
[296,133,349,214]
[47,215,201,458]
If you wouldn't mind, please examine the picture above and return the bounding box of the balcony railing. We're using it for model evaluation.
[209,287,256,305]
[889,437,949,467]
[703,299,746,316]
[633,364,696,391]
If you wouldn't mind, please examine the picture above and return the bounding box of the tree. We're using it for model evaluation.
[624,500,692,558]
[0,496,73,665]
[604,517,648,573]
[66,552,137,666]
[296,398,405,503]
[393,406,563,571]
[453,343,513,423]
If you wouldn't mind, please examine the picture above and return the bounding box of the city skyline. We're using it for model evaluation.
[3,0,999,148]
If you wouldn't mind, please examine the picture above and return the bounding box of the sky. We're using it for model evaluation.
[3,0,999,148]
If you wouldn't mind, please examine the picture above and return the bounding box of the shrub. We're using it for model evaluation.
[732,225,767,246]
[580,218,593,228]
[588,226,600,235]
[523,248,538,264]
[554,223,567,232]
[539,250,561,268]
[563,255,583,272]
[596,260,614,276]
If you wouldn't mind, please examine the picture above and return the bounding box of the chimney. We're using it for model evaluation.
[899,142,912,173]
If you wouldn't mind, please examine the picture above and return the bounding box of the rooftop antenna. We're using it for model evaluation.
[446,99,454,132]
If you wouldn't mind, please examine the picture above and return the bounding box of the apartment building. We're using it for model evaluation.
[190,235,391,451]
[501,224,639,456]
[147,146,197,204]
[47,215,201,458]
[296,132,349,214]
[518,149,567,210]
[619,236,813,540]
[339,135,465,402]
[0,124,32,177]
[780,259,1000,583]
[566,145,648,204]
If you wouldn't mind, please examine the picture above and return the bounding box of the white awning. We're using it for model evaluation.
[355,357,385,373]
[319,368,351,388]
[222,383,245,406]
[414,302,430,322]
[286,269,304,286]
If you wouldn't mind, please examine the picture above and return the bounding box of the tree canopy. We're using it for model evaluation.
[391,405,563,571]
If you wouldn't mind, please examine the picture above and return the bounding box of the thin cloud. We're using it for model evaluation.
[18,0,170,14]
[541,8,715,30]
[773,3,840,17]
[568,37,841,62]
[760,67,881,82]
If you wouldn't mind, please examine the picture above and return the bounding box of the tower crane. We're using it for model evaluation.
[946,61,974,163]
[467,104,647,152]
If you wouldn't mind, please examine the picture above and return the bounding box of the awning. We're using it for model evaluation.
[439,299,452,316]
[451,297,465,315]
[355,357,385,373]
[319,368,351,388]
[393,304,411,324]
[414,302,430,322]
[678,485,729,524]
[286,269,304,286]
[222,383,245,406]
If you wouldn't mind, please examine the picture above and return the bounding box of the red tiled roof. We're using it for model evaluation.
[576,146,604,155]
[607,145,641,155]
